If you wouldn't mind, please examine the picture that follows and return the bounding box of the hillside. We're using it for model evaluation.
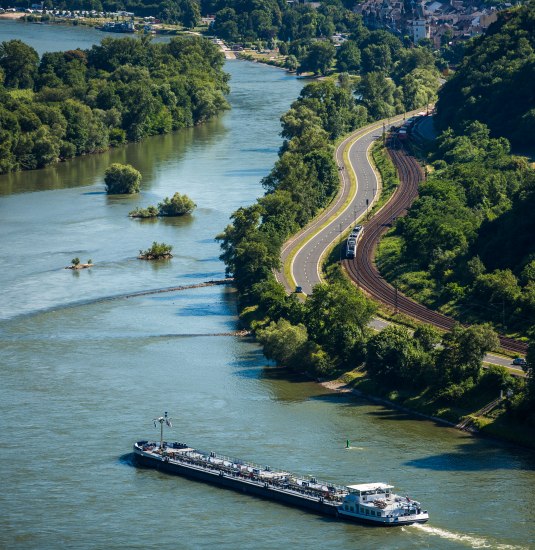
[435,1,535,149]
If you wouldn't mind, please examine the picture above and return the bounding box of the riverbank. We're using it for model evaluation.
[320,369,535,450]
[0,12,23,19]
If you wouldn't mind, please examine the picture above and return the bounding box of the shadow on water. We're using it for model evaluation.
[241,147,278,154]
[405,440,535,472]
[119,453,136,468]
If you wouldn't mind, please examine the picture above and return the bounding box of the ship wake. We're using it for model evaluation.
[409,523,526,549]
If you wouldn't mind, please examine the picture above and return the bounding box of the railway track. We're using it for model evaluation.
[344,138,528,355]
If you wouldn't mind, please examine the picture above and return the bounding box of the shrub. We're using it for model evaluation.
[129,205,159,218]
[104,163,141,194]
[139,241,173,259]
[158,193,196,216]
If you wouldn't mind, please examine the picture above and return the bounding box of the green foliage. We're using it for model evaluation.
[129,205,159,218]
[104,163,141,194]
[158,192,196,216]
[130,192,196,218]
[479,365,513,393]
[0,36,229,176]
[298,41,336,76]
[435,2,535,148]
[71,257,80,266]
[436,324,499,387]
[257,319,309,370]
[0,40,39,89]
[366,324,437,388]
[305,280,376,369]
[139,241,173,259]
[382,122,535,334]
[336,40,361,73]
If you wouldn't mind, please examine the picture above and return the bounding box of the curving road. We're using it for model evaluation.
[276,115,411,294]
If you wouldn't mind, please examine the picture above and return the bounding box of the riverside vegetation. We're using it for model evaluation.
[0,35,229,176]
[218,11,535,447]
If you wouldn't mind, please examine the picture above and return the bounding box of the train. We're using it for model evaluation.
[346,225,363,259]
[393,112,428,141]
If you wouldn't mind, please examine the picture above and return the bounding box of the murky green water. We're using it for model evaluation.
[0,21,534,550]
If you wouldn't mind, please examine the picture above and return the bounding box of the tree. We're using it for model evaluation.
[435,2,535,148]
[0,40,39,89]
[436,324,499,386]
[305,280,376,368]
[336,40,361,72]
[256,318,309,369]
[298,41,336,76]
[285,54,299,72]
[181,0,201,28]
[104,163,141,194]
[139,241,173,259]
[400,67,440,111]
[357,72,398,120]
[158,192,196,216]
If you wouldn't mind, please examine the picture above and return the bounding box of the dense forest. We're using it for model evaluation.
[378,123,535,335]
[378,2,535,339]
[0,36,229,173]
[435,1,535,148]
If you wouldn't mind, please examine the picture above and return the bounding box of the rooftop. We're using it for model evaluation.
[347,483,393,492]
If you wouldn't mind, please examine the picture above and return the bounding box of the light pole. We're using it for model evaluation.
[153,412,172,450]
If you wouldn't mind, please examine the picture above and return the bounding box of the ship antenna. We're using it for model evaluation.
[152,411,172,450]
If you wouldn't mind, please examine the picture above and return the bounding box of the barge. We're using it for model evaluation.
[133,413,429,526]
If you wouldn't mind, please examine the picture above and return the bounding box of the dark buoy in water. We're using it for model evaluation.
[346,439,350,449]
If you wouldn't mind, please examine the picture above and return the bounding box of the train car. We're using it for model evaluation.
[346,238,356,259]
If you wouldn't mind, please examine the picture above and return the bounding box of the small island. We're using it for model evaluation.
[129,192,196,218]
[65,257,93,270]
[105,163,141,194]
[138,242,173,260]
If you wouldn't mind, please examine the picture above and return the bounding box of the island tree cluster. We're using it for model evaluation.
[0,36,229,175]
[129,192,196,217]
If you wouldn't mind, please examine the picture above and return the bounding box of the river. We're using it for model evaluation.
[0,20,534,550]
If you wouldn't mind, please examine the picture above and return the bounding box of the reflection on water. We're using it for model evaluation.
[0,122,224,196]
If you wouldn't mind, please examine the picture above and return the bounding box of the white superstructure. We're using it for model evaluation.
[337,483,429,525]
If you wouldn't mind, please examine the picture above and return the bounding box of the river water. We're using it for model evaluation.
[0,21,534,550]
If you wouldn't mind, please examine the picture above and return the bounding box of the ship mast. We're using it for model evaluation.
[153,412,172,449]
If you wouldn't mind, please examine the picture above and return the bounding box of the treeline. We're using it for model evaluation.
[435,1,535,148]
[210,0,356,44]
[3,0,203,27]
[0,36,229,174]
